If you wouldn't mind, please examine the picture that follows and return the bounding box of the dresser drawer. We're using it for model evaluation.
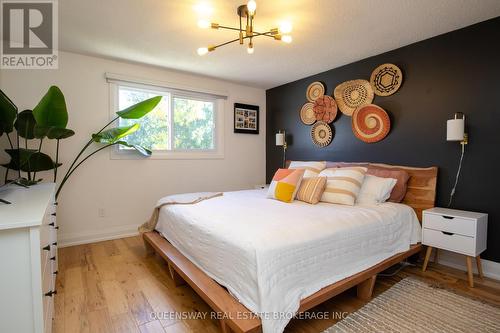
[423,228,475,256]
[423,213,476,236]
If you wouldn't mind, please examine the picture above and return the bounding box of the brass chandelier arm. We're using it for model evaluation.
[210,31,278,50]
[213,25,277,37]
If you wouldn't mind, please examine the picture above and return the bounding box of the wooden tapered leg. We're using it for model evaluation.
[433,248,439,264]
[476,255,484,279]
[168,263,186,287]
[357,275,377,301]
[422,246,433,272]
[143,237,156,256]
[220,320,232,333]
[466,256,474,288]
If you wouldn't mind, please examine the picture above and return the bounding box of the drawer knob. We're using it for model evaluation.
[50,256,56,261]
[52,242,57,246]
[441,231,454,236]
[49,222,54,226]
[44,290,57,297]
[42,245,51,251]
[53,270,58,275]
[442,215,454,220]
[51,212,57,216]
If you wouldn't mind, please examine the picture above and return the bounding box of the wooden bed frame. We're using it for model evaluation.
[143,163,438,333]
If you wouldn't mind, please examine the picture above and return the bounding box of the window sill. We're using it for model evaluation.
[110,149,224,160]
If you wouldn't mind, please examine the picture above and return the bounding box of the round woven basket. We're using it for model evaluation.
[313,95,337,123]
[351,104,391,143]
[333,79,374,116]
[370,63,403,96]
[306,81,325,102]
[311,121,333,147]
[300,102,316,125]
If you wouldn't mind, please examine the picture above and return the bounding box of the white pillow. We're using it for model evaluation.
[288,161,326,178]
[357,175,397,205]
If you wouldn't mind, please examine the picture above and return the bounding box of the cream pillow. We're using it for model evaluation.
[288,161,326,178]
[319,167,367,205]
[357,175,397,205]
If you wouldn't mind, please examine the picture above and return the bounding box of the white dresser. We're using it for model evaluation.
[421,207,487,287]
[0,183,58,333]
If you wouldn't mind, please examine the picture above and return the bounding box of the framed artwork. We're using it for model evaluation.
[234,103,259,134]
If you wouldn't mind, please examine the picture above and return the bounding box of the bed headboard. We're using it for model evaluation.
[285,161,438,222]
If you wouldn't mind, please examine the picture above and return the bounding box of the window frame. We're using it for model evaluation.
[108,80,225,160]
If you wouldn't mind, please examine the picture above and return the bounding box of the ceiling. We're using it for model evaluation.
[59,0,500,89]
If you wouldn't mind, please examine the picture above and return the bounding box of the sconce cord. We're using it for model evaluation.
[448,144,465,207]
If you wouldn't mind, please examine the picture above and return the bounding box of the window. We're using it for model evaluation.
[110,80,224,159]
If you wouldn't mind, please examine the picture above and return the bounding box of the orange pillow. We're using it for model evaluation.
[267,168,305,203]
[296,177,327,204]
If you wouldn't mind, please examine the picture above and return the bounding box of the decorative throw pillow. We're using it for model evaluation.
[267,168,305,203]
[288,161,326,178]
[296,177,327,204]
[319,167,367,205]
[367,167,410,203]
[357,175,397,205]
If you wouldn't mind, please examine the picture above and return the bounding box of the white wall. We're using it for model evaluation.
[0,51,266,246]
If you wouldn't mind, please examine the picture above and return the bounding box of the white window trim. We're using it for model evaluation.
[108,79,225,160]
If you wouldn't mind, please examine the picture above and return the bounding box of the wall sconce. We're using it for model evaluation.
[446,112,468,207]
[275,130,287,168]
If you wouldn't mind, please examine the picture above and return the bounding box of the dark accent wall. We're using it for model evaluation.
[266,17,500,263]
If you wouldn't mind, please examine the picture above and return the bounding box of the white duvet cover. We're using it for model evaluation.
[155,189,421,333]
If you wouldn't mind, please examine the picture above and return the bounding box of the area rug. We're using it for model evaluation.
[324,277,500,332]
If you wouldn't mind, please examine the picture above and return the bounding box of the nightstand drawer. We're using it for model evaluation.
[423,213,475,236]
[422,228,475,256]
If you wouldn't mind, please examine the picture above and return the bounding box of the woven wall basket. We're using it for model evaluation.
[306,81,325,102]
[311,121,333,147]
[300,102,316,125]
[313,95,337,123]
[333,79,374,116]
[352,104,391,143]
[370,63,403,96]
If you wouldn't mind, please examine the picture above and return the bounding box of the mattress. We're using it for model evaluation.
[155,189,421,333]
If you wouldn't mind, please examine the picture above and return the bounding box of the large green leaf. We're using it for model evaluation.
[24,151,62,172]
[34,125,75,139]
[32,86,68,128]
[15,110,36,139]
[1,148,36,170]
[92,123,140,144]
[0,89,18,136]
[116,141,152,156]
[1,148,60,172]
[116,96,162,119]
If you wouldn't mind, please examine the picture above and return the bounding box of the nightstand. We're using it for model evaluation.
[421,207,488,287]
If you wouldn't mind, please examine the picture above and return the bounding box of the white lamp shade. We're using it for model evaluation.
[447,118,465,141]
[276,133,285,146]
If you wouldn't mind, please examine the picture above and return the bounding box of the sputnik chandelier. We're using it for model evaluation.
[197,1,292,55]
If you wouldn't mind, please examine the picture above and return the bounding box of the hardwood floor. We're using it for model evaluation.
[54,237,500,333]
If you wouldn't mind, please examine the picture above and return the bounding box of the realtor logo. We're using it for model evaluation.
[1,0,58,69]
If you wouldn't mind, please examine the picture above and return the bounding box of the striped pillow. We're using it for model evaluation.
[288,161,326,178]
[296,177,327,204]
[319,167,367,205]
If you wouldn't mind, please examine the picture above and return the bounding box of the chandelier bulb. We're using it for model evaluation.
[247,0,256,15]
[197,19,210,29]
[197,47,209,56]
[279,22,293,34]
[247,45,254,54]
[282,35,292,43]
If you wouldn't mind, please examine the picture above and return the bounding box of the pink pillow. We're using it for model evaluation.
[366,167,410,203]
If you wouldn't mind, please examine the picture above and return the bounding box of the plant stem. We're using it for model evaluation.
[59,116,118,191]
[55,143,116,199]
[32,139,43,181]
[6,133,14,149]
[16,132,20,178]
[54,139,60,182]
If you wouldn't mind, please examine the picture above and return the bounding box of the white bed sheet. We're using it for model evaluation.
[155,189,421,333]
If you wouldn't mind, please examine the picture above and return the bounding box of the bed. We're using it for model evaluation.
[143,163,438,333]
